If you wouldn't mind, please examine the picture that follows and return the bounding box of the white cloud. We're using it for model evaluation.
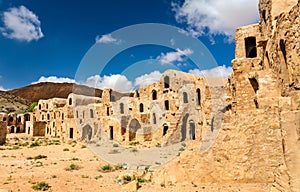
[32,76,76,84]
[0,86,7,91]
[157,48,193,64]
[85,74,133,92]
[95,34,119,44]
[189,65,232,78]
[0,5,44,42]
[134,71,162,87]
[173,0,259,40]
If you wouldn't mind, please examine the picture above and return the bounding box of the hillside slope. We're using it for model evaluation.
[7,82,103,102]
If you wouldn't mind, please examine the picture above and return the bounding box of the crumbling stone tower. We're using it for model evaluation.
[155,1,300,191]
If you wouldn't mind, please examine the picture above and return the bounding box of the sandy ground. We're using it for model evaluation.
[0,134,186,192]
[0,134,270,192]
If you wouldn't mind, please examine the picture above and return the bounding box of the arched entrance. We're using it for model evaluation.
[82,124,93,141]
[128,119,141,141]
[189,120,196,140]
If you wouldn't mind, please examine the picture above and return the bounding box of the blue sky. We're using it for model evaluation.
[0,0,259,91]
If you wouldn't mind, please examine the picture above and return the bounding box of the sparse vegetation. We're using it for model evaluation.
[27,155,47,160]
[32,181,50,191]
[101,164,112,172]
[94,175,103,180]
[130,148,138,153]
[113,143,119,147]
[129,141,140,146]
[26,102,38,112]
[65,163,80,171]
[179,147,185,151]
[108,149,119,154]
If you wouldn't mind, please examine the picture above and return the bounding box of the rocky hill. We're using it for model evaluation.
[0,91,31,113]
[1,82,129,113]
[6,82,104,103]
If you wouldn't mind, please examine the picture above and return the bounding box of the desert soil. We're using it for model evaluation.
[0,134,268,192]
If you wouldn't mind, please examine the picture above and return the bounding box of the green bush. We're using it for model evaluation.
[101,164,112,171]
[65,163,80,171]
[32,181,50,191]
[27,102,38,113]
[32,155,47,160]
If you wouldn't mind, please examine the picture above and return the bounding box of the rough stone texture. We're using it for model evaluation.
[1,0,299,191]
[153,1,300,191]
[0,121,7,145]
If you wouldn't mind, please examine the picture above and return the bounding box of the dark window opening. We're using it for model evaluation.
[152,90,157,100]
[69,98,72,105]
[53,122,55,127]
[163,125,168,136]
[54,113,56,119]
[24,114,30,121]
[226,104,232,111]
[197,89,201,105]
[262,10,267,23]
[46,104,48,109]
[76,111,78,118]
[62,113,64,120]
[47,114,50,120]
[165,100,169,110]
[69,128,73,139]
[249,78,259,94]
[183,92,188,103]
[16,127,20,133]
[107,107,110,116]
[245,37,257,58]
[42,115,44,120]
[39,104,41,110]
[189,122,196,140]
[3,117,6,121]
[90,109,94,118]
[164,76,170,88]
[83,111,85,118]
[280,39,287,63]
[120,103,124,114]
[153,113,156,124]
[254,99,259,109]
[139,103,144,113]
[10,126,15,133]
[18,117,21,123]
[28,127,30,134]
[9,117,13,122]
[109,126,114,140]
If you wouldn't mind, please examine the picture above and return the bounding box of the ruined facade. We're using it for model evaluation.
[1,0,299,190]
[17,71,222,147]
[0,70,224,148]
[153,1,300,191]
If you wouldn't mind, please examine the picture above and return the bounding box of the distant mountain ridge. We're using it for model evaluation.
[6,82,104,103]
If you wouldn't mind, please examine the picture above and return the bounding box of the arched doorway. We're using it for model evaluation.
[128,119,141,141]
[189,120,196,140]
[163,124,168,136]
[82,125,93,141]
[181,114,189,141]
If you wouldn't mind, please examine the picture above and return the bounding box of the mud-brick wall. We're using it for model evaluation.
[0,121,7,145]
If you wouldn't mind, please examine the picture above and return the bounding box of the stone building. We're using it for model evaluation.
[153,0,300,191]
[26,70,223,148]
